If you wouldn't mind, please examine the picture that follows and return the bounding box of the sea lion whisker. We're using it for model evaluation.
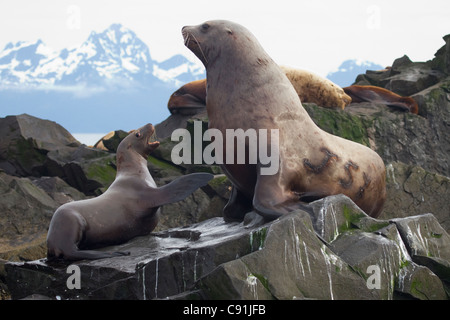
[184,33,190,47]
[190,33,208,65]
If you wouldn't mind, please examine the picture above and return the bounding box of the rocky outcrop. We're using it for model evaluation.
[2,35,450,300]
[0,114,117,195]
[381,162,450,233]
[348,34,450,177]
[5,195,449,300]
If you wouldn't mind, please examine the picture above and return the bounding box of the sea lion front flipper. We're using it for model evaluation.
[252,170,292,221]
[148,173,214,207]
[223,185,253,222]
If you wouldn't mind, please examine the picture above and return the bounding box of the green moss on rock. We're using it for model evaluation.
[303,103,371,147]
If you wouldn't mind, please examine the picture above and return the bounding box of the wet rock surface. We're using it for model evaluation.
[5,195,450,300]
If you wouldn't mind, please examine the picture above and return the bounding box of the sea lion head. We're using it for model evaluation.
[117,123,160,159]
[182,20,264,68]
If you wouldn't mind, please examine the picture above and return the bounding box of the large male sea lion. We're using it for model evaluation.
[182,20,386,221]
[47,123,213,260]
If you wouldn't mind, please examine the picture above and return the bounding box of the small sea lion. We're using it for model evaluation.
[47,123,213,260]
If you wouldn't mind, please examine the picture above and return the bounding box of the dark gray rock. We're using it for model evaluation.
[199,209,379,300]
[93,130,129,152]
[353,38,448,96]
[381,162,450,233]
[0,171,90,269]
[307,194,387,243]
[5,216,267,300]
[340,35,450,178]
[0,113,117,196]
[329,224,447,300]
[391,214,450,283]
[0,172,56,251]
[6,195,449,300]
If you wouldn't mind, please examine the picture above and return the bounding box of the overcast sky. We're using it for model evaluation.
[0,0,449,77]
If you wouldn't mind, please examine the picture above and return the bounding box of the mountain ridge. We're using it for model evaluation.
[0,24,382,133]
[0,23,205,133]
[0,23,204,89]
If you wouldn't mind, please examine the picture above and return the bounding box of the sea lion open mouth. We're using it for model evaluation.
[147,125,160,148]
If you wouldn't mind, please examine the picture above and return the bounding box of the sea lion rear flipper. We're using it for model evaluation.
[149,173,214,206]
[343,86,383,103]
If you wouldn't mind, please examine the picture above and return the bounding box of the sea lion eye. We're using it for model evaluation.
[201,23,210,31]
[135,132,141,138]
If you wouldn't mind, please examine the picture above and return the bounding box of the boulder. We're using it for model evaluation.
[0,172,88,264]
[329,225,447,300]
[431,34,450,76]
[0,172,57,249]
[354,33,450,95]
[0,168,93,300]
[391,214,450,283]
[0,114,118,196]
[381,162,450,233]
[198,209,379,300]
[93,130,129,152]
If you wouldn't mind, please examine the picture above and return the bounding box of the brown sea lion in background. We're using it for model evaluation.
[182,20,386,221]
[343,85,419,114]
[168,79,207,115]
[47,123,213,260]
[167,68,351,114]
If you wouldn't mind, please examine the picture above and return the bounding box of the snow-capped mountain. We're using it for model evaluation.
[0,24,205,133]
[0,23,204,88]
[327,60,384,87]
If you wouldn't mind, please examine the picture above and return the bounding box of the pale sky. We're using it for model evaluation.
[0,0,449,77]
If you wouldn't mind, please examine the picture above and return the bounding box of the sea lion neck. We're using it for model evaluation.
[116,148,149,175]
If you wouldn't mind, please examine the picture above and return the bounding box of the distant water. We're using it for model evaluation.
[72,133,106,146]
